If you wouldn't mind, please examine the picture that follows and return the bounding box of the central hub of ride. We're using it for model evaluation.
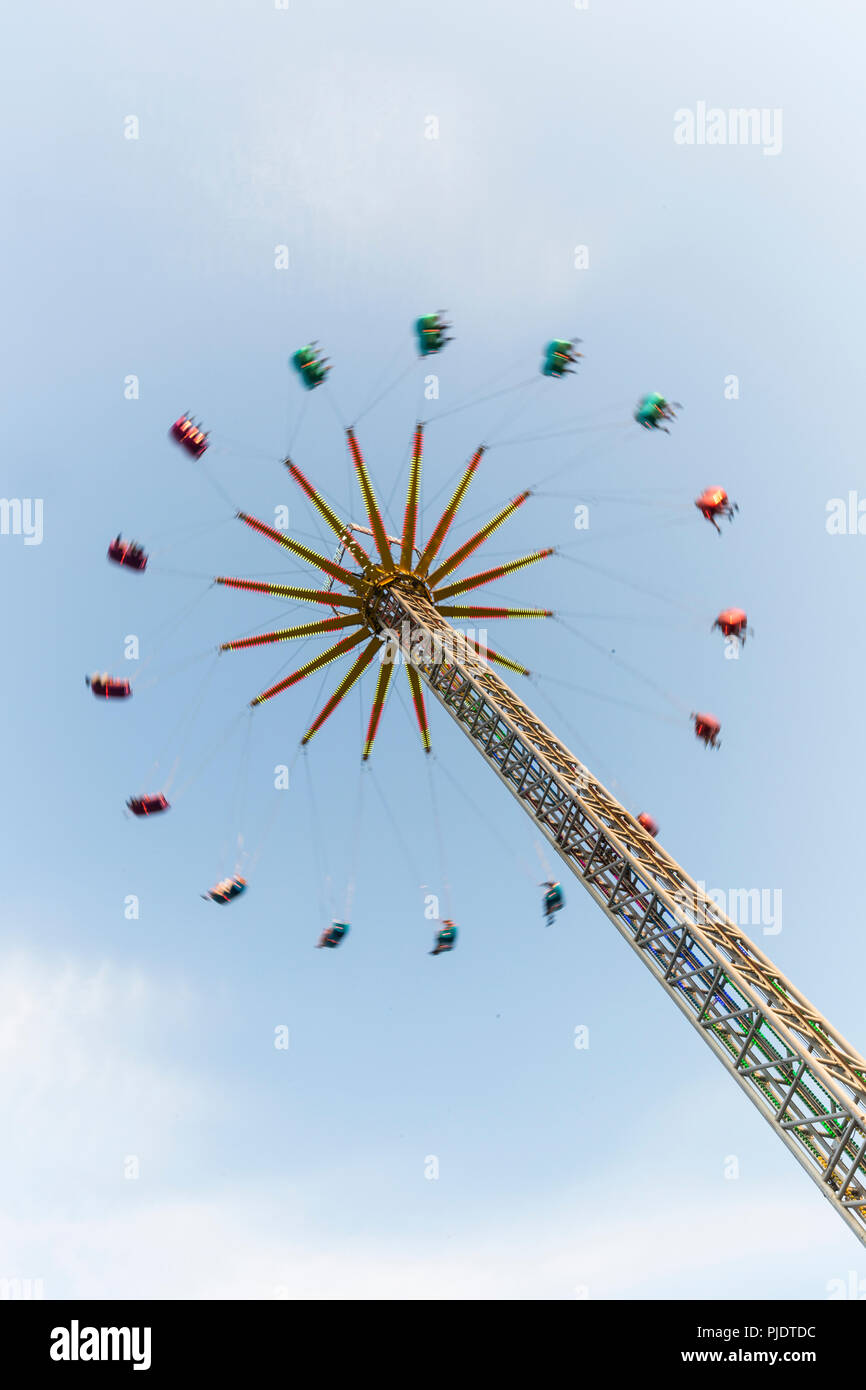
[362,566,433,631]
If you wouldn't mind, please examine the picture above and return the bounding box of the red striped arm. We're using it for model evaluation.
[406,664,432,752]
[301,637,382,744]
[433,547,554,601]
[215,578,362,608]
[250,629,369,707]
[416,446,484,577]
[400,423,424,569]
[427,491,530,588]
[469,641,531,676]
[346,429,394,569]
[362,656,396,761]
[285,460,371,569]
[237,512,364,590]
[437,605,552,619]
[221,616,362,651]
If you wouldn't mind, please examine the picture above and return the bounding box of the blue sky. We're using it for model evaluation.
[2,0,866,1298]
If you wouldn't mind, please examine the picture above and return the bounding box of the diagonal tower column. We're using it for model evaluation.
[368,583,866,1245]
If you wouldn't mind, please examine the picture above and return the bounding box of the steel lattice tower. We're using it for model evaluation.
[375,588,866,1245]
[217,418,866,1245]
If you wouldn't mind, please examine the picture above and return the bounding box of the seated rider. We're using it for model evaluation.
[542,881,564,925]
[430,921,457,955]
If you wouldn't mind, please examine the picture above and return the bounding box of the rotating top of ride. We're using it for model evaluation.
[216,364,555,758]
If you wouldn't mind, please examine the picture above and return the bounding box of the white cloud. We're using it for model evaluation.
[0,1185,849,1301]
[0,950,208,1209]
[0,949,858,1300]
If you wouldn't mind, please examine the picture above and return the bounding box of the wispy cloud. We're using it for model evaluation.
[0,950,857,1300]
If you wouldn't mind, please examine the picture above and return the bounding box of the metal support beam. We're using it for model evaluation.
[368,586,866,1245]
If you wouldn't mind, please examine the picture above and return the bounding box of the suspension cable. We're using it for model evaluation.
[555,549,701,617]
[426,756,454,923]
[172,708,248,800]
[303,748,334,926]
[425,376,539,426]
[554,616,689,718]
[287,391,310,454]
[146,653,222,784]
[367,762,425,887]
[432,752,537,886]
[353,361,417,427]
[130,584,215,687]
[344,762,367,919]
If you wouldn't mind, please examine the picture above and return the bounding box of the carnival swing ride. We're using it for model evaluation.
[91,311,866,1246]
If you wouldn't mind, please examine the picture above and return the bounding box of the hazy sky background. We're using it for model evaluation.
[3,0,866,1298]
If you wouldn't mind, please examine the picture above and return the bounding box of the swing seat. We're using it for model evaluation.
[170,415,209,458]
[108,537,148,571]
[414,313,451,356]
[292,345,331,389]
[127,793,169,817]
[87,672,132,699]
[205,876,247,904]
[544,886,564,913]
[318,921,349,948]
[431,922,457,954]
[542,339,581,377]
